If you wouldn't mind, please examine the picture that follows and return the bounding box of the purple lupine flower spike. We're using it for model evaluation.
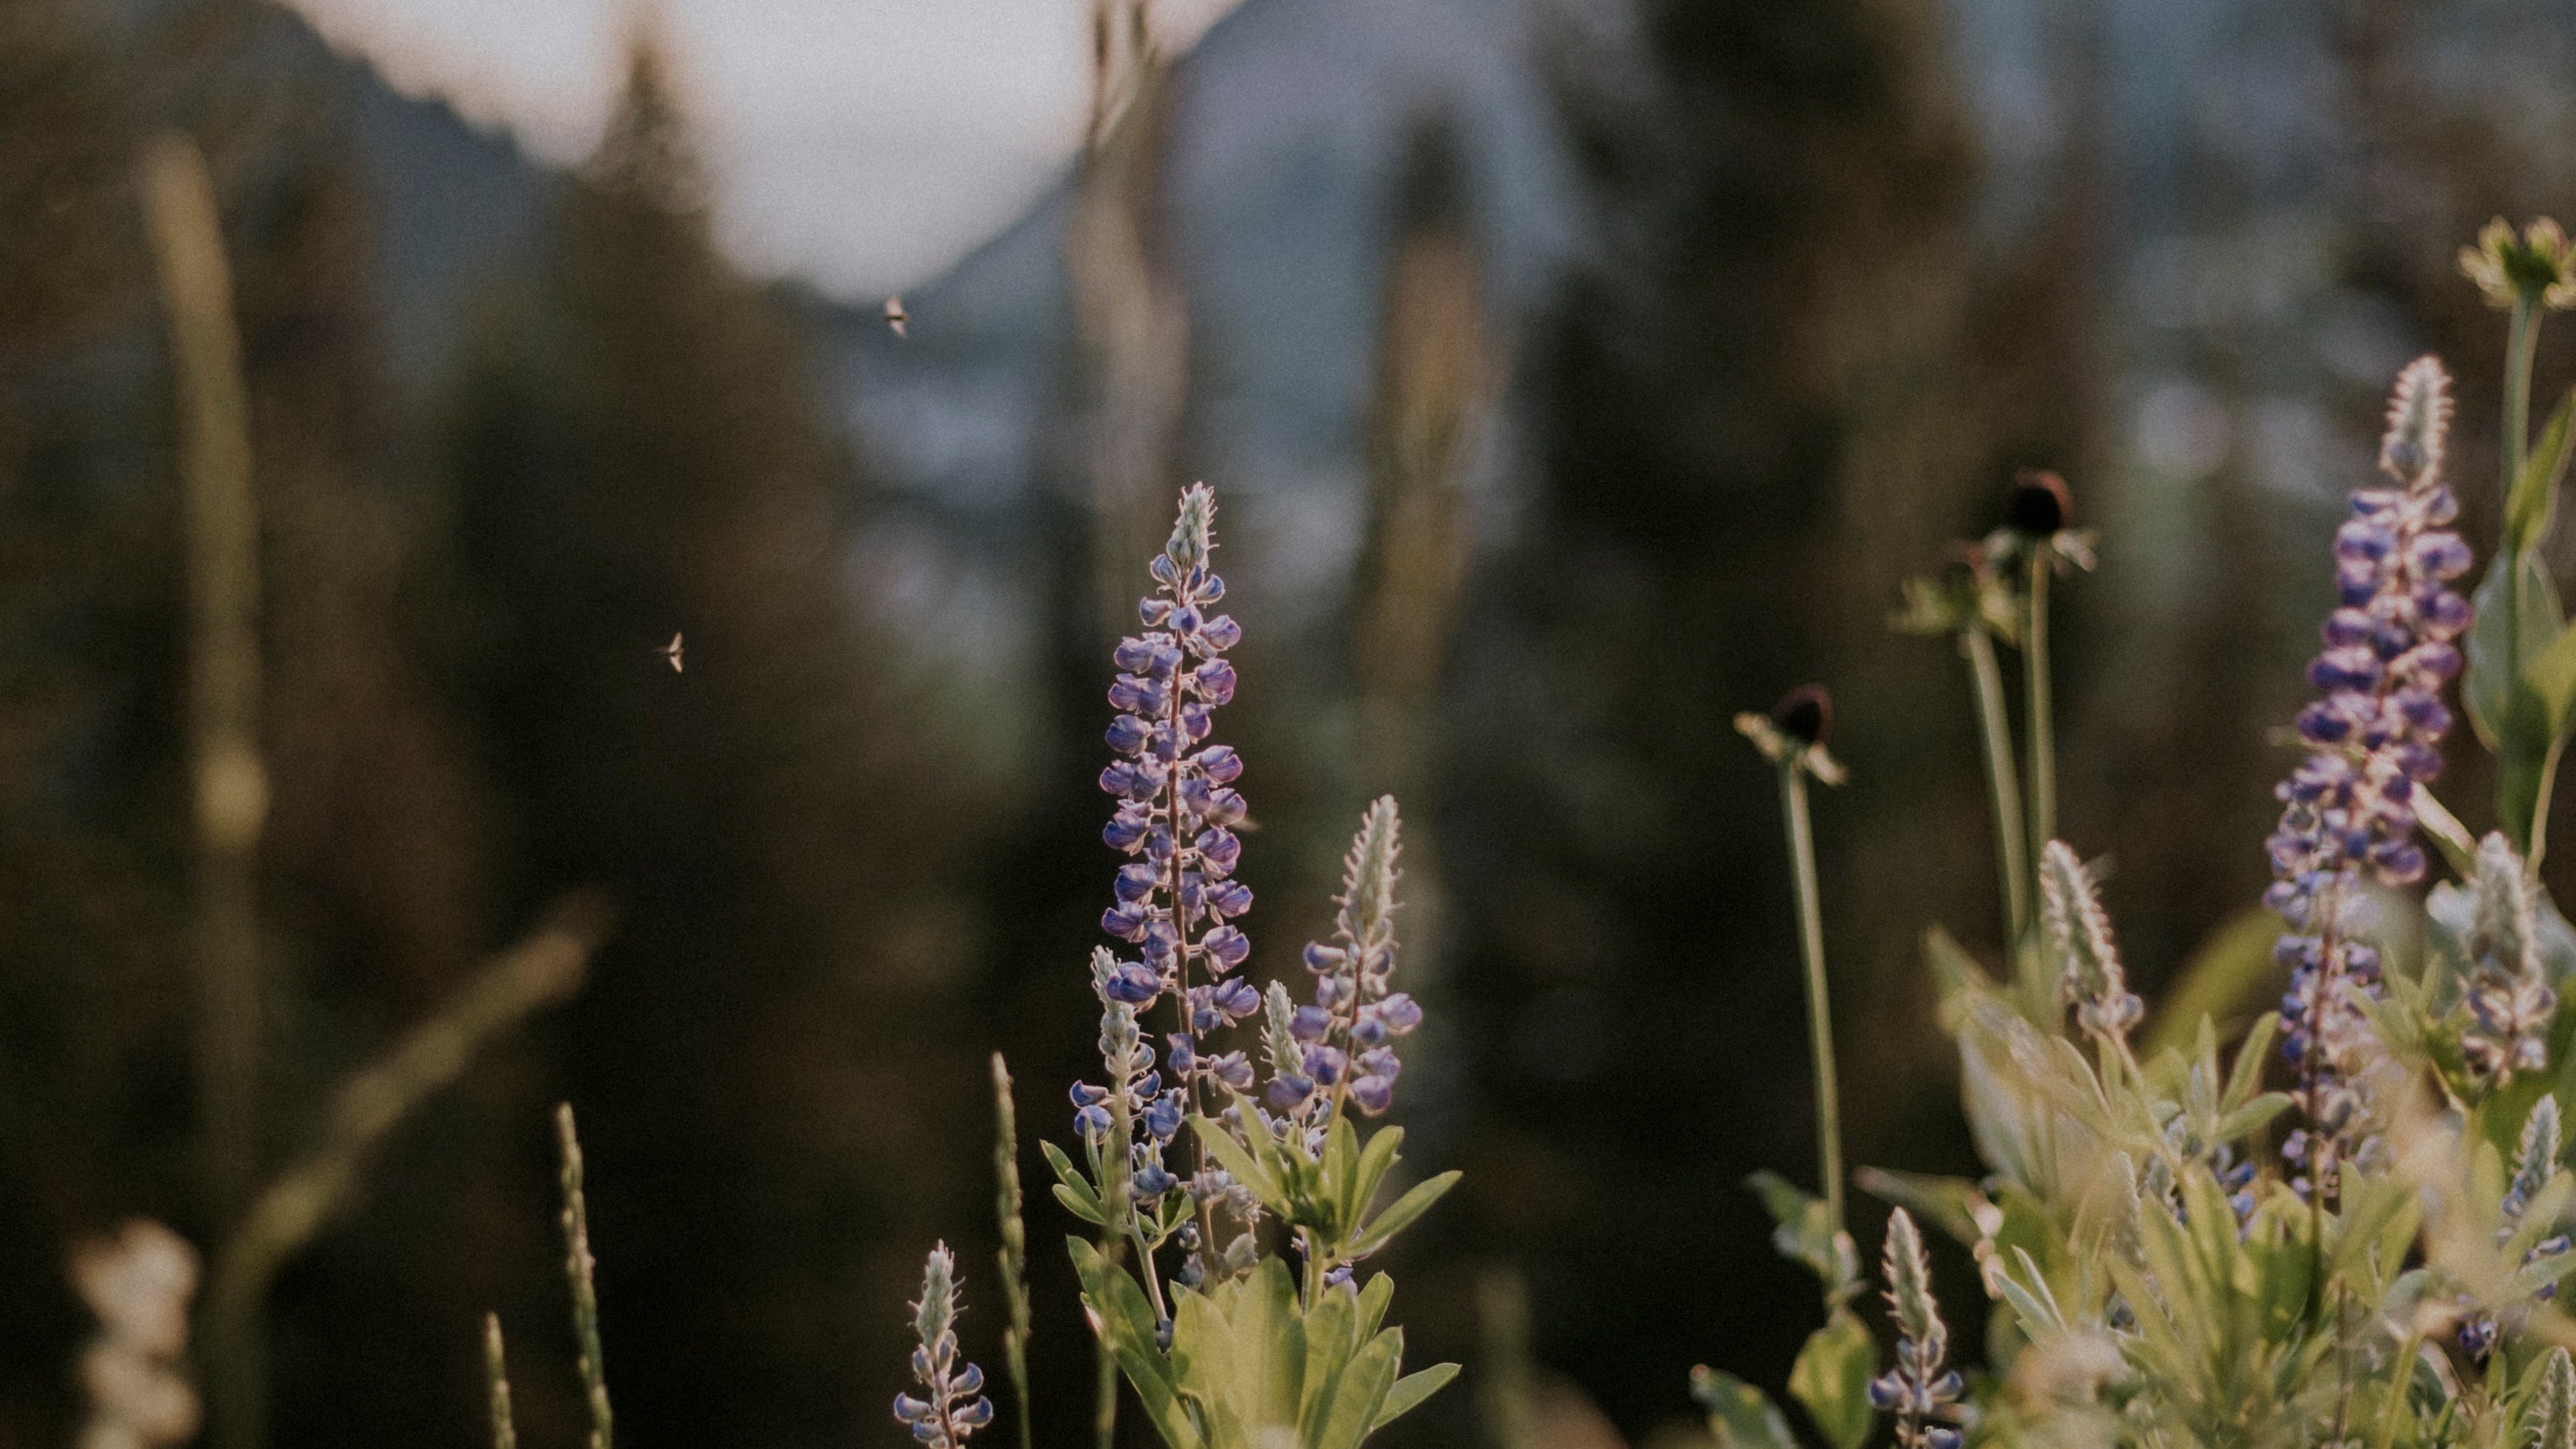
[1097,486,1250,1085]
[2268,354,2469,1197]
[1089,486,1259,1278]
[890,1245,995,1449]
[1263,798,1415,1150]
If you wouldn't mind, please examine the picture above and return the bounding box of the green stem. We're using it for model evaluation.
[2025,549,2057,870]
[1093,1297,1120,1449]
[1780,763,1845,1236]
[1962,628,2031,948]
[2509,298,2540,501]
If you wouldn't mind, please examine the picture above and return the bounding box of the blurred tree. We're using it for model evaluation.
[1439,0,2001,1438]
[436,39,987,1449]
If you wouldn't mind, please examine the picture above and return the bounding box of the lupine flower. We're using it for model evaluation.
[2460,832,2558,1087]
[1069,949,1184,1205]
[1867,1210,1962,1449]
[1096,483,1256,1116]
[1262,798,1422,1143]
[2038,840,2140,1046]
[2268,355,2470,1192]
[893,1245,995,1448]
[2460,218,2576,311]
[2458,1095,2569,1361]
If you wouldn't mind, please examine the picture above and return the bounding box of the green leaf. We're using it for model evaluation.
[1786,1309,1876,1449]
[2509,390,2576,554]
[2212,1092,2293,1145]
[1371,1363,1458,1433]
[1345,1126,1404,1235]
[1068,1237,1200,1449]
[2525,1344,2576,1449]
[2466,551,2561,748]
[1690,1367,1798,1449]
[1052,1182,1110,1226]
[2141,911,2287,1059]
[1190,1115,1283,1207]
[1349,1171,1460,1257]
[2530,624,2576,738]
[1311,1330,1400,1449]
[1852,1166,1989,1249]
[1747,1171,1848,1287]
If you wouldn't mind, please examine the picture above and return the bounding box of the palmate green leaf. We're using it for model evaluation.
[1042,1140,1112,1224]
[1689,1367,1799,1449]
[1344,1126,1404,1236]
[1171,1258,1305,1449]
[1786,1308,1875,1449]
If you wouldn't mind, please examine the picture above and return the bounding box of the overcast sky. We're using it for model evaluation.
[282,0,1237,297]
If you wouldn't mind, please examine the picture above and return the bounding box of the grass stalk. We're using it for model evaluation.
[557,1103,614,1449]
[990,1055,1034,1449]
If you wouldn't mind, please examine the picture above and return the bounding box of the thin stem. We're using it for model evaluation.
[2025,548,2058,872]
[2537,736,2568,873]
[2508,298,2540,502]
[2371,1322,2424,1449]
[1962,629,2031,948]
[1093,1328,1120,1449]
[1780,764,1845,1236]
[2505,301,2541,852]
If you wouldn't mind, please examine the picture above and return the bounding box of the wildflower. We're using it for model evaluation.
[892,1245,995,1448]
[1262,799,1422,1139]
[2038,840,2140,1046]
[2268,356,2470,1190]
[1097,483,1253,1111]
[1070,950,1182,1202]
[2460,833,2558,1087]
[2460,218,2576,311]
[1867,1210,1962,1449]
[2457,1096,2570,1361]
[1738,685,1848,785]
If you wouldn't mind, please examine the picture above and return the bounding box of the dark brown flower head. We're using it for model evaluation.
[1770,685,1832,747]
[2007,470,2071,537]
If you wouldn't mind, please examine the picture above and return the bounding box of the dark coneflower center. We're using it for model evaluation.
[1770,685,1831,747]
[2007,470,2070,536]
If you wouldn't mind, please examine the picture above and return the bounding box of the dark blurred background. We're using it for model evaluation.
[8,0,2576,1447]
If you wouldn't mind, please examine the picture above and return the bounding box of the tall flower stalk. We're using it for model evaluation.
[1093,482,1257,1281]
[891,1246,995,1449]
[1739,686,1849,1236]
[2268,356,2469,1199]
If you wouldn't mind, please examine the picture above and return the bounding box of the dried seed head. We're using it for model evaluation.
[2007,470,2070,536]
[1770,685,1831,747]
